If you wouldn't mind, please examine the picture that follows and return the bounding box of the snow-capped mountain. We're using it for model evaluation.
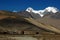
[26,7,59,17]
[25,7,60,30]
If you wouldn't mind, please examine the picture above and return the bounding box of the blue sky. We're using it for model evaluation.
[0,0,60,11]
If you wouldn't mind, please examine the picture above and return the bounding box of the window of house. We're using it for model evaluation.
[36,32,39,34]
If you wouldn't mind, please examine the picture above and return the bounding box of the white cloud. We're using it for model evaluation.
[13,10,17,12]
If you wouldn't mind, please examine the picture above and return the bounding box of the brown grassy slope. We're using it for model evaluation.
[36,15,60,30]
[0,10,60,34]
[25,18,60,34]
[0,11,49,33]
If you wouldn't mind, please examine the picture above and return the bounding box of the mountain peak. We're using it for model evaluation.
[45,7,59,13]
[26,7,59,17]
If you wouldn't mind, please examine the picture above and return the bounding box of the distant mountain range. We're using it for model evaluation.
[14,7,60,31]
[0,7,60,34]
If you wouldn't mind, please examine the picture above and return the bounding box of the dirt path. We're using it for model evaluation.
[10,37,37,40]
